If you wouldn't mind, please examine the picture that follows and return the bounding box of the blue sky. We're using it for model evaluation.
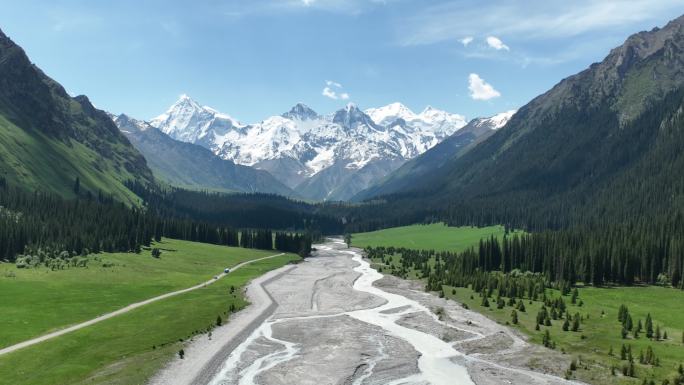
[1,0,682,122]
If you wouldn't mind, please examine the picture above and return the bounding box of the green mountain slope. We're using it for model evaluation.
[114,114,297,196]
[363,15,684,228]
[0,28,154,204]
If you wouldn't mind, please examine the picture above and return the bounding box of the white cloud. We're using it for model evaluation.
[486,36,509,51]
[322,81,350,100]
[460,36,474,46]
[468,73,500,101]
[322,87,338,99]
[401,0,684,45]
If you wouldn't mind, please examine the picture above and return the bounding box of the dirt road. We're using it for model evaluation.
[0,253,284,357]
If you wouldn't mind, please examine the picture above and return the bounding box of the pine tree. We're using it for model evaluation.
[646,313,654,338]
[517,301,526,312]
[572,315,580,332]
[542,329,552,348]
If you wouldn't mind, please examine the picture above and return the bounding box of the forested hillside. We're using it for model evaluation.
[333,16,684,288]
[128,182,343,234]
[346,16,684,228]
[0,178,318,263]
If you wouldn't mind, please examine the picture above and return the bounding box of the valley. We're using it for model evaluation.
[171,240,576,385]
[351,223,519,252]
[1,4,684,385]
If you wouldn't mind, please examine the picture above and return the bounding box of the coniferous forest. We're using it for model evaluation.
[0,177,317,263]
[330,87,684,289]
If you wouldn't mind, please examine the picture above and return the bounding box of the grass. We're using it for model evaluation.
[446,285,684,384]
[0,253,298,385]
[352,223,519,252]
[368,240,684,384]
[0,114,143,205]
[0,238,292,349]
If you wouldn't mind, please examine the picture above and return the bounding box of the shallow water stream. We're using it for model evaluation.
[208,242,474,385]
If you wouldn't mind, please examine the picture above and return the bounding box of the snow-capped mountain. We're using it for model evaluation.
[352,110,517,201]
[150,94,244,147]
[149,96,469,201]
[365,102,467,139]
[113,113,295,196]
[469,110,517,130]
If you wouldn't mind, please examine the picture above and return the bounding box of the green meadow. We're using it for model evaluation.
[447,285,684,384]
[352,223,518,252]
[0,238,287,349]
[0,239,298,384]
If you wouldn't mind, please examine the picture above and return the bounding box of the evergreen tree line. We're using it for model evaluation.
[126,182,344,234]
[0,179,312,262]
[274,232,313,255]
[469,232,684,287]
[366,225,684,289]
[239,229,273,250]
[0,180,154,261]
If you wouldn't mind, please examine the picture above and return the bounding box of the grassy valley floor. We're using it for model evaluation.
[352,223,520,252]
[444,285,684,384]
[0,239,298,385]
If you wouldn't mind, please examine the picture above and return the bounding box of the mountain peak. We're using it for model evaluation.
[332,103,377,130]
[114,113,150,133]
[150,95,242,143]
[282,103,319,120]
[469,110,517,131]
[365,102,417,126]
[171,94,201,110]
[345,102,359,111]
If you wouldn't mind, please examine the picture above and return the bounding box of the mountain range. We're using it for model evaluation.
[6,12,682,217]
[147,96,477,201]
[113,114,294,196]
[0,23,514,204]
